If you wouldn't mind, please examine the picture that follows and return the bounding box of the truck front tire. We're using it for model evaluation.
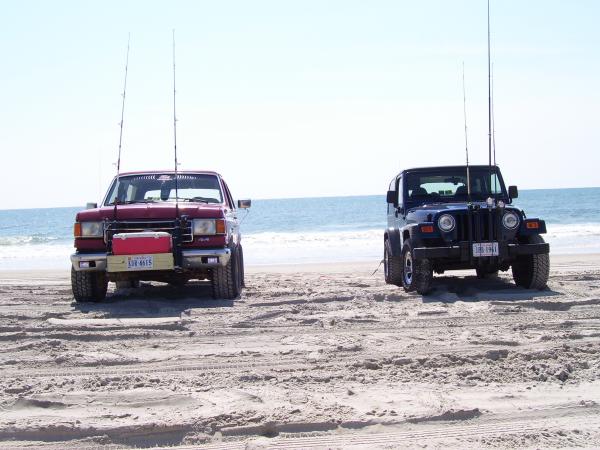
[71,268,108,302]
[212,245,242,300]
[512,235,550,290]
[401,239,433,295]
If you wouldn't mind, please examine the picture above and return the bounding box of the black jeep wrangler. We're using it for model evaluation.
[384,165,550,294]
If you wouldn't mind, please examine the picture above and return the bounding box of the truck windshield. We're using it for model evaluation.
[405,167,506,204]
[104,174,223,206]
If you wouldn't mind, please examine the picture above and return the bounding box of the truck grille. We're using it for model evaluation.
[456,209,497,242]
[105,220,193,244]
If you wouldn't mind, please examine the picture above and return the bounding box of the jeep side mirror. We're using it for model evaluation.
[386,190,397,206]
[238,199,251,209]
[508,185,518,199]
[86,202,97,210]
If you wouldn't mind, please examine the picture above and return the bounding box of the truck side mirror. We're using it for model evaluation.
[508,185,518,199]
[86,202,97,210]
[386,190,397,206]
[238,199,251,209]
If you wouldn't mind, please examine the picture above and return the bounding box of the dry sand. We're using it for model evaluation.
[0,253,599,449]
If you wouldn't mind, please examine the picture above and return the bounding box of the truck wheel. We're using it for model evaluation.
[512,235,550,290]
[211,245,241,300]
[239,245,246,288]
[401,239,433,295]
[384,238,403,286]
[71,268,108,302]
[476,268,498,279]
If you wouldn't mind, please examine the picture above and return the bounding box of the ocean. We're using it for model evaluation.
[1,187,599,270]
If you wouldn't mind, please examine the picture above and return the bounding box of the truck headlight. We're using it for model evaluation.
[502,211,520,230]
[193,219,216,235]
[438,214,455,232]
[79,221,104,238]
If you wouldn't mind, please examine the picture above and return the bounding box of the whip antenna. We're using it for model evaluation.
[487,0,493,199]
[491,63,497,166]
[114,33,130,218]
[172,29,180,217]
[462,62,471,201]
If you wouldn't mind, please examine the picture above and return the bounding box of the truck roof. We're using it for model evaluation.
[117,170,221,177]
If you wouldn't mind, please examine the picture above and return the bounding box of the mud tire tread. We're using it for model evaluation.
[71,268,108,302]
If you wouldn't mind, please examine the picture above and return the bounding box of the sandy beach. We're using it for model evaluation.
[0,253,599,448]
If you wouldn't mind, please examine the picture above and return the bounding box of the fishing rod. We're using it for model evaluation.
[113,33,131,219]
[462,61,472,202]
[172,29,180,218]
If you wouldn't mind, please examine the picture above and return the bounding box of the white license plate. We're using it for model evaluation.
[127,255,154,270]
[472,242,499,257]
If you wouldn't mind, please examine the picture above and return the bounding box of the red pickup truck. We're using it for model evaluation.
[70,171,250,302]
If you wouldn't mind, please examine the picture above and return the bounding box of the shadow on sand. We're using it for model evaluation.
[73,280,235,318]
[423,274,561,304]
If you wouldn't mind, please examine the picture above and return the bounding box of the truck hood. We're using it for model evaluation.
[76,203,226,221]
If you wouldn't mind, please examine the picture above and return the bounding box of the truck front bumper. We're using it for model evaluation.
[412,242,550,261]
[71,248,231,272]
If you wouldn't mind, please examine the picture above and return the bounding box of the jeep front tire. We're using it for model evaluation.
[401,239,433,295]
[512,235,550,290]
[384,238,403,286]
[71,268,108,302]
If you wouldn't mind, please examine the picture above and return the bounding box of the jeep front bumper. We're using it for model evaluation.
[71,248,231,272]
[412,242,550,261]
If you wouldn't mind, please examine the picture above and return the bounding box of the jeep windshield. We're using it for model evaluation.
[104,173,223,206]
[405,167,507,205]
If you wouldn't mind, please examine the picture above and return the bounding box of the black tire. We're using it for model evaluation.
[512,235,550,290]
[239,244,246,288]
[71,268,108,302]
[476,268,499,279]
[384,238,403,286]
[401,239,433,295]
[211,245,241,299]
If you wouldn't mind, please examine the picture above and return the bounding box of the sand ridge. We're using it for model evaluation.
[0,254,599,448]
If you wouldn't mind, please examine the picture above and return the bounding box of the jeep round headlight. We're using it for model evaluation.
[502,211,520,230]
[438,214,456,232]
[80,221,104,238]
[192,219,216,236]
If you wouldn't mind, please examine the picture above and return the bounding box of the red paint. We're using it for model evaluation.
[112,232,172,255]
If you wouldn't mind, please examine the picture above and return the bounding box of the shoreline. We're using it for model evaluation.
[0,252,597,278]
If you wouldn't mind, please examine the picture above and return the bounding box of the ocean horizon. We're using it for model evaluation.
[1,187,599,270]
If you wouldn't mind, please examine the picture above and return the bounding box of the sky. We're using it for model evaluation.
[0,0,598,209]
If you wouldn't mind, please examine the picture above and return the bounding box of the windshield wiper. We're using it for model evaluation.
[108,199,157,205]
[180,197,210,203]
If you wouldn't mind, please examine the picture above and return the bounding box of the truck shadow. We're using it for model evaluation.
[73,281,234,318]
[423,275,561,303]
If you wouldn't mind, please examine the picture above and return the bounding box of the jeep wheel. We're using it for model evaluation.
[401,239,433,295]
[384,238,403,286]
[211,246,241,299]
[71,268,108,302]
[476,268,498,279]
[512,235,550,290]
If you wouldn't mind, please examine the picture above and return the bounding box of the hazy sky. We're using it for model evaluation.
[1,0,598,209]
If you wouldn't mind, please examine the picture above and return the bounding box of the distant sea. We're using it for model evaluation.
[1,188,599,270]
